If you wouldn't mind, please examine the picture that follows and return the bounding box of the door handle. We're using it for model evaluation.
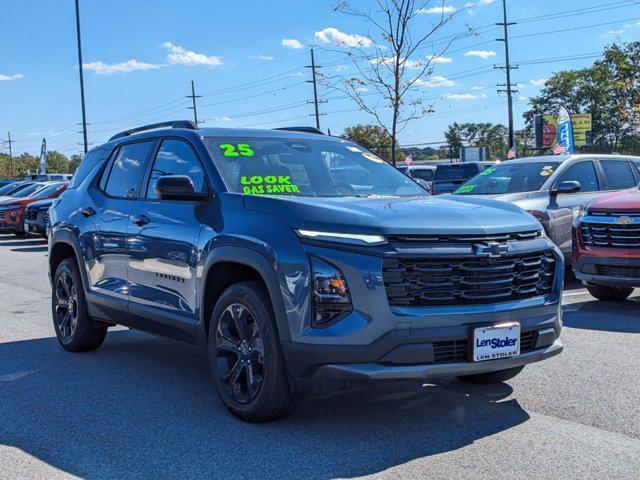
[79,207,96,217]
[131,214,150,226]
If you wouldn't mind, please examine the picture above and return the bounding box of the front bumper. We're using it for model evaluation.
[574,254,640,287]
[312,338,563,381]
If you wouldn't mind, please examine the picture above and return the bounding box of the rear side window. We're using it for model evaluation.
[555,161,599,192]
[413,169,434,181]
[146,139,208,199]
[68,149,110,189]
[601,160,635,190]
[103,141,153,198]
[435,164,478,181]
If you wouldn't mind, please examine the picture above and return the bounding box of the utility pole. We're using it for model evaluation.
[306,49,325,130]
[74,0,89,154]
[3,132,14,178]
[186,80,201,126]
[496,0,517,149]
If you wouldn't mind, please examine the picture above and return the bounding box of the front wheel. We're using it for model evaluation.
[52,258,107,352]
[586,284,633,301]
[209,281,297,422]
[457,366,525,385]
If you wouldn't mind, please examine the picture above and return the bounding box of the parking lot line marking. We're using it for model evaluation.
[562,291,589,297]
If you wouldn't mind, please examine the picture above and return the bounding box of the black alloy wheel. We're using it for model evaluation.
[54,271,79,339]
[215,303,265,404]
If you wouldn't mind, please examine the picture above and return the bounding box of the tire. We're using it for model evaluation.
[52,258,107,352]
[208,281,297,422]
[586,284,633,301]
[457,366,525,385]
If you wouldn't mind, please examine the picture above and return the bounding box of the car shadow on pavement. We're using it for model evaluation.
[0,330,530,480]
[563,298,640,333]
[10,246,48,253]
[0,239,47,247]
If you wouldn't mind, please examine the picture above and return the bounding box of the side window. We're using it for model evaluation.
[146,139,208,199]
[631,162,640,184]
[103,141,153,198]
[601,160,635,190]
[555,161,599,192]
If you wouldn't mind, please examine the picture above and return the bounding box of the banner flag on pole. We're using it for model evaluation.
[40,138,47,174]
[557,106,574,154]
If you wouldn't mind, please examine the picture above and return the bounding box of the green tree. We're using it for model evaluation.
[69,154,83,174]
[524,41,639,154]
[342,124,404,163]
[46,151,69,173]
[444,122,509,160]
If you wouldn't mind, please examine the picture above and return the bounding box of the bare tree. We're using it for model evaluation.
[325,1,467,164]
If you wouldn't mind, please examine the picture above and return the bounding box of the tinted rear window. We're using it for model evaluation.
[435,164,479,181]
[69,149,111,189]
[103,141,153,198]
[601,160,636,190]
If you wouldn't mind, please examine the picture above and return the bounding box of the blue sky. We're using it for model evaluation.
[1,0,639,156]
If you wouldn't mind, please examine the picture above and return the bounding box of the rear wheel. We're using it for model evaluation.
[52,258,107,352]
[457,366,525,385]
[208,281,297,422]
[586,284,633,301]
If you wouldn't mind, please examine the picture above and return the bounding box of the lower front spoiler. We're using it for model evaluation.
[312,339,563,381]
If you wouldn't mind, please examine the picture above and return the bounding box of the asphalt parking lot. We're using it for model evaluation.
[0,232,639,480]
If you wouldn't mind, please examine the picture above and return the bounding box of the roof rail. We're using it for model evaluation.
[109,120,198,142]
[273,126,324,135]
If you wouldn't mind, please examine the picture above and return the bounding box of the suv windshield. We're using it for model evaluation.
[434,164,479,181]
[454,161,560,195]
[9,183,42,197]
[206,137,424,197]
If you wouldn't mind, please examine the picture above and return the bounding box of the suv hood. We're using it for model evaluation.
[464,191,536,202]
[244,194,539,235]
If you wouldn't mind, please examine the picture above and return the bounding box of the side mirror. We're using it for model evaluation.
[153,175,207,201]
[551,180,581,196]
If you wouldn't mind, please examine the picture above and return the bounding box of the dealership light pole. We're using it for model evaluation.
[74,0,89,154]
[496,0,517,149]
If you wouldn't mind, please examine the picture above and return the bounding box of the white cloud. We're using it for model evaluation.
[427,54,453,64]
[249,54,274,61]
[83,60,163,75]
[212,115,231,121]
[444,92,487,100]
[465,50,497,59]
[315,27,372,48]
[0,73,24,81]
[417,6,456,14]
[289,71,305,77]
[162,42,223,67]
[414,75,455,88]
[335,65,349,72]
[478,0,496,4]
[530,78,547,86]
[282,38,303,49]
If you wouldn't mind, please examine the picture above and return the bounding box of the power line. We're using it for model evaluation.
[3,132,14,178]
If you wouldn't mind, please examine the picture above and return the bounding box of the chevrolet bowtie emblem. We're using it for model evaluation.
[615,216,634,225]
[474,242,508,257]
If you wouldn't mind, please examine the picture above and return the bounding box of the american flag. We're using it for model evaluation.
[553,142,566,155]
[405,154,413,166]
[507,146,516,159]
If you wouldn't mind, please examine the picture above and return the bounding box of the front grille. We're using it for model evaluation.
[0,211,4,220]
[26,210,38,220]
[433,329,538,364]
[383,251,556,306]
[387,230,540,244]
[596,265,640,278]
[581,217,640,248]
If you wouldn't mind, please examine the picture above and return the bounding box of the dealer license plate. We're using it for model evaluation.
[473,322,520,362]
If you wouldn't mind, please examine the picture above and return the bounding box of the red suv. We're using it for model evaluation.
[573,188,640,300]
[0,182,67,236]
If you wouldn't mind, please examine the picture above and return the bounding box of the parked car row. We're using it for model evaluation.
[0,180,68,237]
[5,121,637,423]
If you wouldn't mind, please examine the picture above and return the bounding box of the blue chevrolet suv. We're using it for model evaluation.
[48,121,563,421]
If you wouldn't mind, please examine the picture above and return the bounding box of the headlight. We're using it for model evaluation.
[297,229,386,245]
[310,256,352,327]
